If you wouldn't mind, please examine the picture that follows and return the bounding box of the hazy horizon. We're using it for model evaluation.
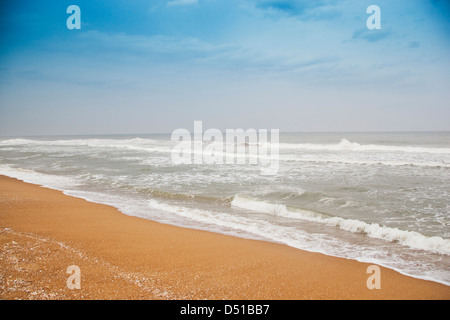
[1,130,450,140]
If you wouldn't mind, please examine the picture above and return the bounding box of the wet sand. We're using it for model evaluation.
[1,175,449,300]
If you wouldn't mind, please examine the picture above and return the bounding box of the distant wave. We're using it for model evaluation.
[279,138,450,154]
[0,137,172,154]
[0,137,160,146]
[279,155,450,168]
[5,137,449,153]
[231,195,450,256]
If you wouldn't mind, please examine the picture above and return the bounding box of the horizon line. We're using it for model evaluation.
[1,130,450,139]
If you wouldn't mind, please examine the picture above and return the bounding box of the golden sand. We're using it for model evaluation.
[0,175,449,300]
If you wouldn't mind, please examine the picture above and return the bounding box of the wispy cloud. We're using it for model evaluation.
[167,0,198,7]
[352,27,393,42]
[74,31,236,62]
[56,30,341,80]
[255,0,340,21]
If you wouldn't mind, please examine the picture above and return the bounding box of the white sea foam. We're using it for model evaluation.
[0,164,82,190]
[231,195,450,255]
[2,137,449,154]
[0,138,174,155]
[279,154,450,168]
[0,137,158,146]
[280,138,450,154]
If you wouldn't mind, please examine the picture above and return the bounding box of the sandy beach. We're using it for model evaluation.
[0,175,449,300]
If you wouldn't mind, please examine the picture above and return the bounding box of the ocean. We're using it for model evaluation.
[0,132,449,285]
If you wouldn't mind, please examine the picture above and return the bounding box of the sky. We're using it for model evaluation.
[0,0,449,136]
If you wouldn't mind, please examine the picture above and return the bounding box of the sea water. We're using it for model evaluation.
[0,132,449,285]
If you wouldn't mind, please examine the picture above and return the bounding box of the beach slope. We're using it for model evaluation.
[0,175,449,299]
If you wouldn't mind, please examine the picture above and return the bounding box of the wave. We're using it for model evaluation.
[3,138,449,168]
[0,137,162,147]
[280,138,450,154]
[0,137,173,154]
[5,137,449,153]
[133,186,232,205]
[231,195,450,256]
[279,155,450,168]
[0,164,83,191]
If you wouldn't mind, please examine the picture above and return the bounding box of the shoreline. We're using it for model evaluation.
[1,175,449,299]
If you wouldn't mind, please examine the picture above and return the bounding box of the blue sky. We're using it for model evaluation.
[0,0,449,135]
